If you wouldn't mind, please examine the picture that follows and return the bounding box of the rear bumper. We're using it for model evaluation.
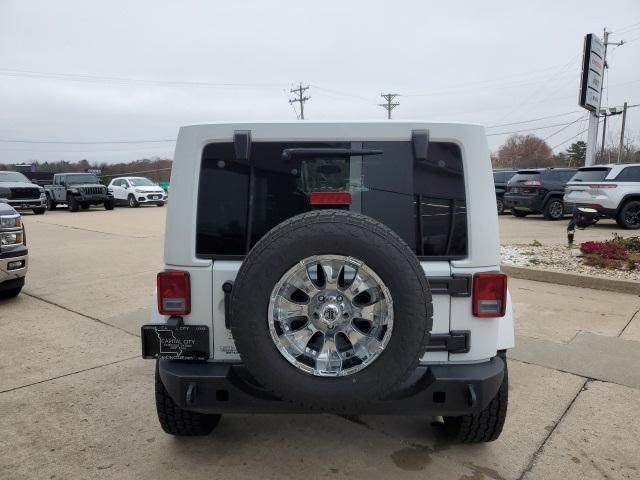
[158,356,505,416]
[503,194,543,212]
[564,202,617,219]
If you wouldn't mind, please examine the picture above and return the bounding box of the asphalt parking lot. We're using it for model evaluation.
[1,207,639,480]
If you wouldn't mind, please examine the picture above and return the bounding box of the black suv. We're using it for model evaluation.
[503,168,576,220]
[493,169,517,214]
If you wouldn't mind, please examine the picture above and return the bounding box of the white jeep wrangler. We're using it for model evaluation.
[142,122,514,443]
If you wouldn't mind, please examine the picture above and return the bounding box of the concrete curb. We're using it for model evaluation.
[501,264,640,296]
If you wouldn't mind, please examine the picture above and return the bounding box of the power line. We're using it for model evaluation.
[310,85,370,102]
[610,20,640,35]
[0,69,281,90]
[490,52,582,126]
[550,127,590,151]
[486,115,585,137]
[101,167,172,178]
[289,83,310,120]
[487,110,582,128]
[542,115,587,142]
[378,93,400,119]
[0,138,175,144]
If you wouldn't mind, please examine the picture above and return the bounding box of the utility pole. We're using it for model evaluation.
[289,83,310,120]
[378,93,400,119]
[585,28,623,165]
[618,101,628,163]
[600,111,607,159]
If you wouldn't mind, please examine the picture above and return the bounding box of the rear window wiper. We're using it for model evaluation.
[282,148,383,160]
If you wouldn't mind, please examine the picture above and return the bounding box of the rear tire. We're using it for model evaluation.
[155,363,221,436]
[32,207,45,215]
[543,198,564,220]
[496,197,505,215]
[511,209,528,218]
[443,352,508,443]
[128,195,139,208]
[616,201,640,229]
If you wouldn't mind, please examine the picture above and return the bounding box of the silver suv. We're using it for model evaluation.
[564,163,640,229]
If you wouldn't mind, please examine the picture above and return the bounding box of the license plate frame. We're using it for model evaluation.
[141,324,209,360]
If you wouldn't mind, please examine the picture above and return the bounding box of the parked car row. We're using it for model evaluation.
[493,163,640,229]
[0,171,167,214]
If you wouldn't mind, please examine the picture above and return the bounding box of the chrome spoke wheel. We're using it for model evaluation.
[268,254,393,377]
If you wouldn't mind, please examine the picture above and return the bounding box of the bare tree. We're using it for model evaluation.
[493,134,553,169]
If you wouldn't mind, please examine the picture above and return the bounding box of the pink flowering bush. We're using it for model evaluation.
[580,241,628,260]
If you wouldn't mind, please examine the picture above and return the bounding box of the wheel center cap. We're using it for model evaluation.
[321,304,340,326]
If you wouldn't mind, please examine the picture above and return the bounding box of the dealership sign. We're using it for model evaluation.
[579,33,605,111]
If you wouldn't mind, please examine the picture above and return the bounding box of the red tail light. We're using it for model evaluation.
[157,271,191,316]
[523,180,541,186]
[587,183,617,189]
[472,273,507,317]
[310,191,352,206]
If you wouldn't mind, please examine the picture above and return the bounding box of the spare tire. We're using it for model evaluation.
[230,210,432,411]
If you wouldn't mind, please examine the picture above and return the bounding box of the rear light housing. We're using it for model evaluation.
[472,273,507,318]
[523,180,541,186]
[157,271,191,316]
[309,191,352,206]
[587,183,617,189]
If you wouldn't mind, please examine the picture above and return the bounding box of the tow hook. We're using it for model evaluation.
[186,383,197,406]
[466,384,477,407]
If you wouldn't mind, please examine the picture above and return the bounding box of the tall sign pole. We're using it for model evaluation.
[580,29,623,165]
[581,32,606,166]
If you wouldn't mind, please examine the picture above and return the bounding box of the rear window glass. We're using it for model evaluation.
[509,172,540,184]
[196,140,467,259]
[544,170,576,182]
[569,168,611,182]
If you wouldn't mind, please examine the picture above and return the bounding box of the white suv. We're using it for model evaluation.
[107,176,167,207]
[564,163,640,229]
[142,122,514,443]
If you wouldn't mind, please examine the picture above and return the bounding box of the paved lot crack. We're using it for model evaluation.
[33,219,154,239]
[0,356,139,394]
[517,378,589,480]
[22,291,140,338]
[618,307,640,337]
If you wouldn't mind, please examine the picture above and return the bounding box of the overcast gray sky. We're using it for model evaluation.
[1,0,639,164]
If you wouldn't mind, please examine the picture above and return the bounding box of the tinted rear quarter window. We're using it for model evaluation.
[615,166,640,182]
